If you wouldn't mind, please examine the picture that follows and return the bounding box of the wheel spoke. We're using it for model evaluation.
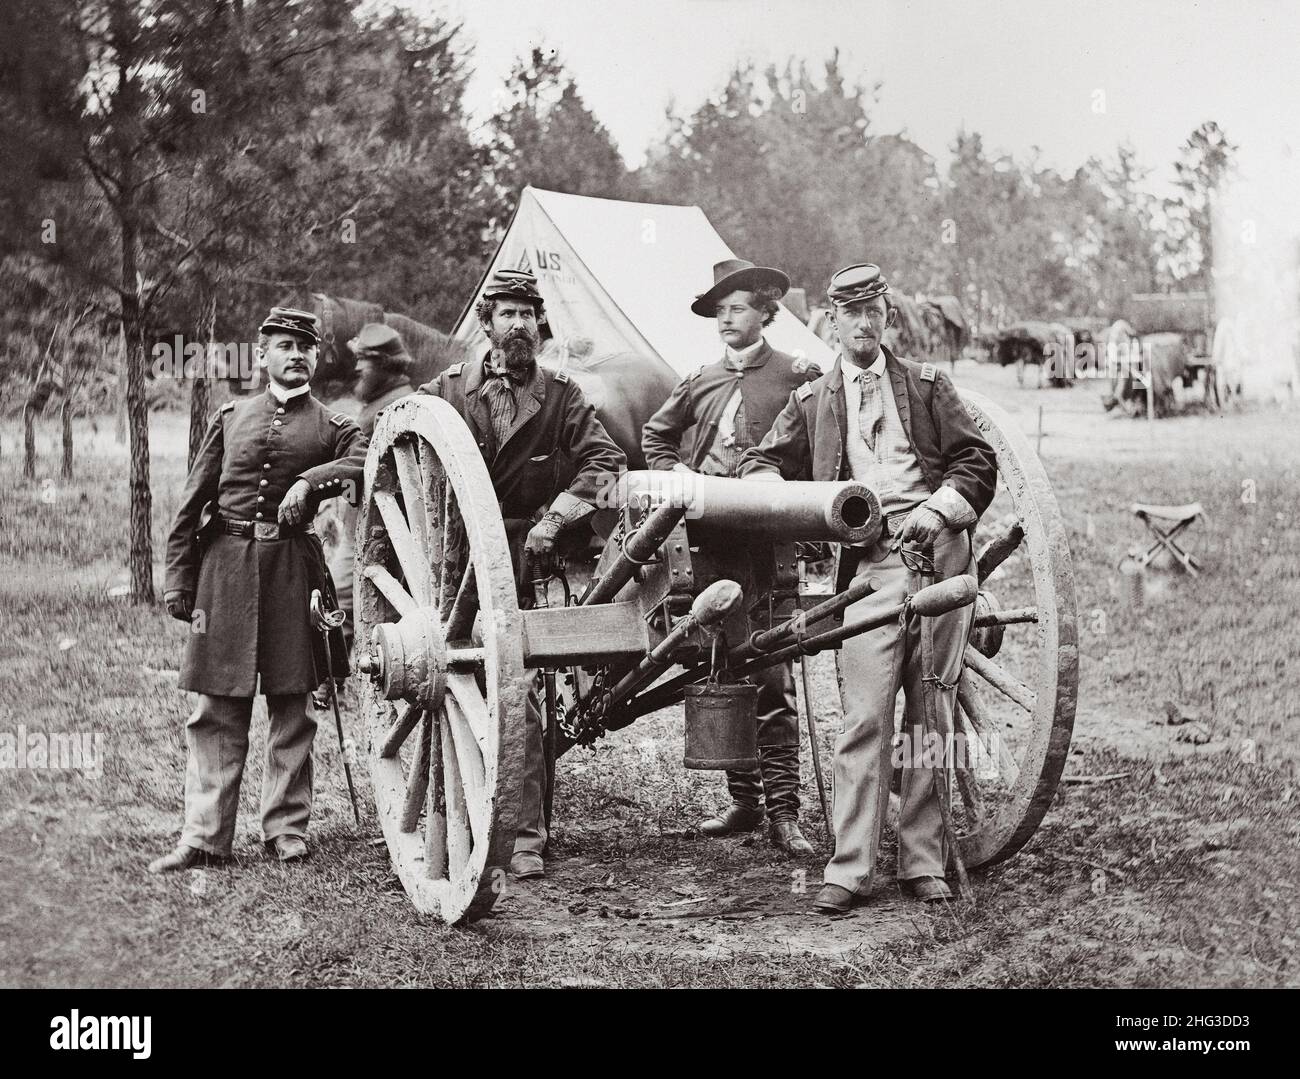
[444,696,488,842]
[446,673,493,748]
[425,711,448,878]
[973,605,1038,628]
[417,440,446,601]
[441,715,472,876]
[976,513,1025,583]
[399,713,431,833]
[380,703,423,758]
[444,564,478,637]
[363,564,418,618]
[964,645,1037,713]
[956,673,1022,786]
[956,766,986,825]
[438,483,465,614]
[393,439,431,563]
[374,488,431,605]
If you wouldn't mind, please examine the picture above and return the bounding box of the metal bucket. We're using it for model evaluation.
[683,682,758,770]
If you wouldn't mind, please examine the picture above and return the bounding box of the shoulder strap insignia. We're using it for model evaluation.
[920,362,937,383]
[446,362,465,377]
[796,382,815,401]
[329,413,349,427]
[552,369,569,383]
[219,401,235,414]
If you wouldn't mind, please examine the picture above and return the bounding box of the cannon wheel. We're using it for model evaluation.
[355,397,528,923]
[951,388,1078,869]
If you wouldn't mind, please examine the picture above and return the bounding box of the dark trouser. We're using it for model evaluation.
[513,679,548,856]
[722,659,801,823]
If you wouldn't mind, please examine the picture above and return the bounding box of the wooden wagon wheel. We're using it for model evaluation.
[949,387,1078,869]
[354,396,528,923]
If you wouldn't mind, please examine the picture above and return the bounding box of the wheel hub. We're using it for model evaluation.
[360,609,449,709]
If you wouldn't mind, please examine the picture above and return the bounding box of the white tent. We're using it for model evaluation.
[452,187,834,377]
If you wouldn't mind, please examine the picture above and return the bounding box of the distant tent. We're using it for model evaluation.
[452,187,834,380]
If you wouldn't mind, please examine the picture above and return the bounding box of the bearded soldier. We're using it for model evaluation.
[326,323,414,653]
[415,269,625,880]
[150,308,366,873]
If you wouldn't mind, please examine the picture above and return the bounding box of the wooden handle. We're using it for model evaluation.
[910,574,977,616]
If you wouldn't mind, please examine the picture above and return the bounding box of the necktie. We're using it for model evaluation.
[858,370,885,453]
[483,375,518,446]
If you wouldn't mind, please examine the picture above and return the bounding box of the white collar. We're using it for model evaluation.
[725,337,765,364]
[269,382,311,403]
[841,349,885,380]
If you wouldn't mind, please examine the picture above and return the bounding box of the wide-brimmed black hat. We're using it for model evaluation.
[826,263,890,307]
[259,306,321,345]
[691,259,790,318]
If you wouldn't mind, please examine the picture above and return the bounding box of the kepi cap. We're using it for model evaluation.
[827,263,890,307]
[349,323,412,368]
[482,268,544,306]
[259,307,321,345]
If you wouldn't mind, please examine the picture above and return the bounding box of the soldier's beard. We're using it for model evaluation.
[491,327,538,375]
[355,365,401,403]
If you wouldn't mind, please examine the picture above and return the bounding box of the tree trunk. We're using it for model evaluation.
[188,363,210,471]
[189,295,215,470]
[23,405,36,480]
[61,398,74,479]
[114,330,127,445]
[121,222,154,603]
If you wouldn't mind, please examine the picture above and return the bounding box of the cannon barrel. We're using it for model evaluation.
[618,471,881,544]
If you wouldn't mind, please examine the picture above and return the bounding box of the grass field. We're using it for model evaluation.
[1,364,1297,987]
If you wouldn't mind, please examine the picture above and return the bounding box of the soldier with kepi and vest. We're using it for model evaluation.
[739,264,997,911]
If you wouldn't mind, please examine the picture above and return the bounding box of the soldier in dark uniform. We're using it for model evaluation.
[149,308,367,873]
[416,269,625,880]
[327,323,414,653]
[643,258,819,857]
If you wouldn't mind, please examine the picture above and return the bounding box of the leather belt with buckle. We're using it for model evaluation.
[219,517,316,541]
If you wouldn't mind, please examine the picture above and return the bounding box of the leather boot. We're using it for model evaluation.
[698,803,765,837]
[769,820,815,856]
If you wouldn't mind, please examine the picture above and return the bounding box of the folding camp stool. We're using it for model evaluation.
[1130,501,1205,576]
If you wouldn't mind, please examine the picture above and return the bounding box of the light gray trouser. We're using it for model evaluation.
[179,692,316,855]
[823,528,975,894]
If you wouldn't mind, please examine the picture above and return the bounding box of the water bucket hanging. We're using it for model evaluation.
[683,681,758,770]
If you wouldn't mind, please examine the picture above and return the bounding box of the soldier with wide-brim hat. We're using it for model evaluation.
[645,256,817,859]
[690,258,790,318]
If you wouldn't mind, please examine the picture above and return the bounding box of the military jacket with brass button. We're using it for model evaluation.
[165,388,367,696]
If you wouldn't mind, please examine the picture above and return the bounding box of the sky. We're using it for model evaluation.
[407,0,1300,197]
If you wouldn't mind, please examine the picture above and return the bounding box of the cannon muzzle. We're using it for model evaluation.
[618,470,881,544]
